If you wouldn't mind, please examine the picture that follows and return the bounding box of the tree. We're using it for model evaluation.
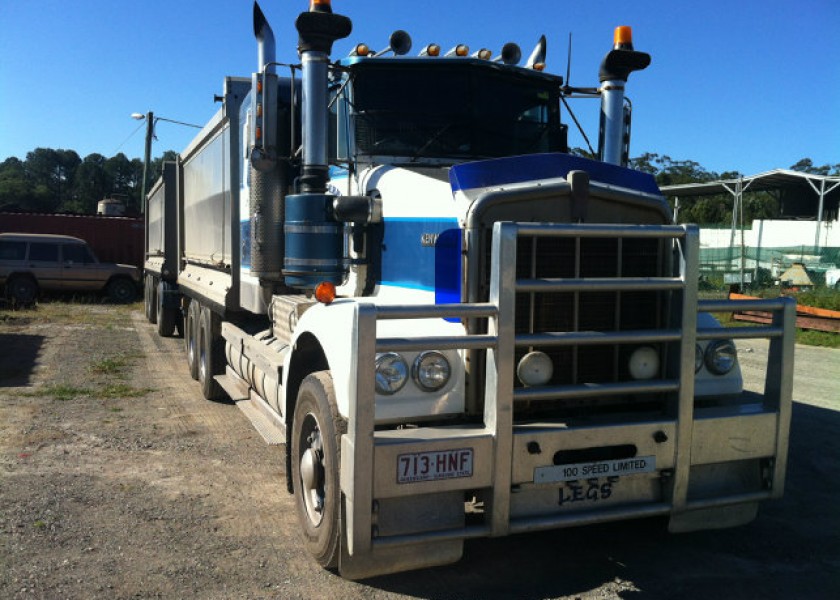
[22,148,80,211]
[1,147,179,214]
[71,153,110,214]
[0,157,33,211]
[789,158,840,176]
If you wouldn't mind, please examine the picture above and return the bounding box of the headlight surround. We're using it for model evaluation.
[375,352,408,395]
[704,340,737,375]
[412,351,451,392]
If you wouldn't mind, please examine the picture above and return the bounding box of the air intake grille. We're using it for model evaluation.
[482,231,669,419]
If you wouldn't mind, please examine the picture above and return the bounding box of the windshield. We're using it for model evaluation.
[348,62,565,161]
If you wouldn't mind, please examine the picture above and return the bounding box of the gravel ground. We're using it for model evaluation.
[1,301,839,599]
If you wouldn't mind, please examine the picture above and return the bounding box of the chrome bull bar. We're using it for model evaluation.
[342,221,795,556]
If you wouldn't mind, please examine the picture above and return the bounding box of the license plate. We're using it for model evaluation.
[397,448,473,484]
[534,455,656,484]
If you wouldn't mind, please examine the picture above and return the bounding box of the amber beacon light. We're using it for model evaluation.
[613,25,633,50]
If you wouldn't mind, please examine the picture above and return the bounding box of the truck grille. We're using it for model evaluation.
[481,230,670,419]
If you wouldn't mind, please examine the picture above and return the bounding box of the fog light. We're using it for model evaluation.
[517,351,553,386]
[375,353,408,395]
[629,346,659,380]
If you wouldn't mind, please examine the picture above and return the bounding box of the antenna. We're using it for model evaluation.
[565,32,572,88]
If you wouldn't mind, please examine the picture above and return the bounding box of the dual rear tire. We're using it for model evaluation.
[184,299,225,401]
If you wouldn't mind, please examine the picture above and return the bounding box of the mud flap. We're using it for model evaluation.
[337,496,464,580]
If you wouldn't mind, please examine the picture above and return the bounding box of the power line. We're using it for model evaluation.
[113,121,146,155]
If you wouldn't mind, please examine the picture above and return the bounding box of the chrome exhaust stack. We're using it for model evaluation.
[597,26,650,166]
[295,1,351,194]
[283,1,352,290]
[249,2,285,282]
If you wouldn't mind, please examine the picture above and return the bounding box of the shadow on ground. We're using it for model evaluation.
[361,402,840,599]
[0,333,44,387]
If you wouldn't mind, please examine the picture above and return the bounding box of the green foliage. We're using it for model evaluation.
[791,288,840,312]
[0,147,171,215]
[628,152,783,225]
[789,158,840,176]
[796,330,840,348]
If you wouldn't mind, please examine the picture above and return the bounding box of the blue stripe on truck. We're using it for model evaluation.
[380,218,462,305]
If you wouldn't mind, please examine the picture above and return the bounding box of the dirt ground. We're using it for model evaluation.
[1,301,839,600]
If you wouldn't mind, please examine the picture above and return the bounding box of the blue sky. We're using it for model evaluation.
[1,0,838,175]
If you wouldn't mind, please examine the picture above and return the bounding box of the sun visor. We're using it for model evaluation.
[449,153,660,195]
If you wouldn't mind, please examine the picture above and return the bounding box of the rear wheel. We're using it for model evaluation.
[291,371,345,569]
[145,276,158,324]
[198,305,225,401]
[7,276,38,306]
[108,278,136,303]
[156,281,177,337]
[185,300,200,380]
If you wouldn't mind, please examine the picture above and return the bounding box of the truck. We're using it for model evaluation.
[142,0,795,579]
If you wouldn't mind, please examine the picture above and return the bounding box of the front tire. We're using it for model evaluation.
[291,371,345,569]
[8,276,38,306]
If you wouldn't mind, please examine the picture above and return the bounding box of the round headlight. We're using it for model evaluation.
[695,344,703,373]
[629,346,659,380]
[375,353,408,395]
[704,340,737,375]
[517,351,553,386]
[412,351,451,392]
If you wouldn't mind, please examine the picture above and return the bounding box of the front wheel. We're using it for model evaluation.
[291,371,345,569]
[7,276,38,306]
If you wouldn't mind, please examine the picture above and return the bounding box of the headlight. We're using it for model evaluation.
[412,351,451,392]
[375,353,408,395]
[695,344,703,373]
[704,340,737,375]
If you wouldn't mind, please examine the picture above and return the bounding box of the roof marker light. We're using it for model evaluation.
[471,48,492,60]
[419,43,441,57]
[445,44,469,57]
[351,43,371,57]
